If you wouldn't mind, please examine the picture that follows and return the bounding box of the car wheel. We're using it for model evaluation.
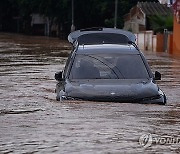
[163,94,167,105]
[56,95,60,101]
[159,94,167,105]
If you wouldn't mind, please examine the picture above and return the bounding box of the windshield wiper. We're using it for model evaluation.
[86,55,125,79]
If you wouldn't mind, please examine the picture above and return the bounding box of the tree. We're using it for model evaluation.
[0,0,19,32]
[149,15,173,33]
[0,0,160,34]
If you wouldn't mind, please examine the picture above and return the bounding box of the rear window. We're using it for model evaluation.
[77,33,129,45]
[69,54,149,79]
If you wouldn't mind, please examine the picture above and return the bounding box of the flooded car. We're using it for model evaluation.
[55,28,166,104]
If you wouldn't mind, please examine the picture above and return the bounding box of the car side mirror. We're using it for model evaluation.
[154,71,161,80]
[55,71,63,81]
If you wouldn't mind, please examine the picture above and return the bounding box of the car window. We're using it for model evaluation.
[77,33,129,45]
[69,54,149,79]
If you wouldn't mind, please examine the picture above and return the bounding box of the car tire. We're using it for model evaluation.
[163,94,167,105]
[56,96,60,101]
[159,94,167,105]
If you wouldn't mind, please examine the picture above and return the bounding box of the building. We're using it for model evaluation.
[123,2,173,33]
[172,0,180,54]
[31,14,49,36]
[31,14,60,36]
[159,0,175,5]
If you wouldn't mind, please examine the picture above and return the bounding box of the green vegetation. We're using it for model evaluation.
[149,15,173,33]
[0,0,158,35]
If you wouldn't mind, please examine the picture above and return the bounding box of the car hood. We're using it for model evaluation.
[64,79,160,102]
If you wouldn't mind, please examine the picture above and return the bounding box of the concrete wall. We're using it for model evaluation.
[168,34,173,54]
[173,16,180,55]
[156,33,164,52]
[136,31,174,53]
[124,7,145,33]
[135,31,156,51]
[31,14,47,25]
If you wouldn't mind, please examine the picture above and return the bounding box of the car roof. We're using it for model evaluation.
[68,28,136,45]
[76,44,140,55]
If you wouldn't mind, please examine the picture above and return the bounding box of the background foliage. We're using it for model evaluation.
[149,15,173,33]
[0,0,159,35]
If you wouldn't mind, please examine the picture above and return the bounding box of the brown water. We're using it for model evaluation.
[0,33,180,154]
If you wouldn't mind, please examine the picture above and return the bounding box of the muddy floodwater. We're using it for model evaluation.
[0,33,180,154]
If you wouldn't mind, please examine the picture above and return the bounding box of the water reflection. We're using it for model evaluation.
[0,33,180,153]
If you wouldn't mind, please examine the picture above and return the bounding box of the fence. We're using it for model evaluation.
[135,31,156,52]
[135,30,173,53]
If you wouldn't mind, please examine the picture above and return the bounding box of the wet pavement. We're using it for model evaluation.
[0,33,180,154]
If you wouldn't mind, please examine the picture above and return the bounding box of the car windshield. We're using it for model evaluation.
[69,54,149,79]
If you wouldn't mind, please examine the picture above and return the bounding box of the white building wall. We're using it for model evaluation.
[135,31,157,52]
[159,0,169,4]
[124,11,146,33]
[31,14,47,25]
[158,0,175,4]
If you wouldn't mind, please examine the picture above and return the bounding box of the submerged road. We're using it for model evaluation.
[0,33,180,153]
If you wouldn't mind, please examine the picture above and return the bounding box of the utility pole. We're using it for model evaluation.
[114,0,118,28]
[71,0,75,32]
